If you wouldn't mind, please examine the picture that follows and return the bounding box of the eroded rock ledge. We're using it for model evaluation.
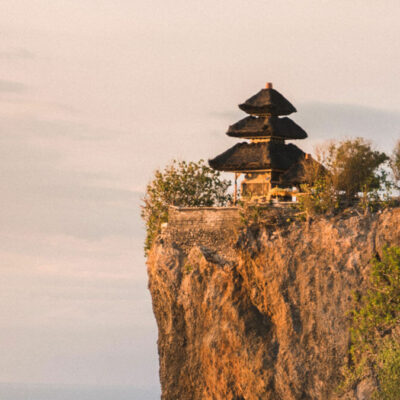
[147,207,400,400]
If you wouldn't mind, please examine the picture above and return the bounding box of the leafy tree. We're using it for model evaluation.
[299,138,389,215]
[141,159,231,254]
[342,246,400,399]
[326,138,388,203]
[299,177,337,217]
[299,150,337,216]
[390,140,400,185]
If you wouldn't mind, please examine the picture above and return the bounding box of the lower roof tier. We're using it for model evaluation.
[227,115,307,139]
[208,141,305,172]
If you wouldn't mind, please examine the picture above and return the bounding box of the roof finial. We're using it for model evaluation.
[266,82,273,89]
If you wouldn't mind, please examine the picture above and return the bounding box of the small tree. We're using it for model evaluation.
[391,140,400,186]
[141,159,231,254]
[299,147,337,216]
[327,138,388,203]
[299,138,389,215]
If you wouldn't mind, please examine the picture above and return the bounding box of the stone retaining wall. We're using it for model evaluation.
[161,207,241,254]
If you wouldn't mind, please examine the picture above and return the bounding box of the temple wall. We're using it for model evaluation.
[162,206,240,253]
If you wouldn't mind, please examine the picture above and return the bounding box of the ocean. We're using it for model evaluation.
[0,383,160,400]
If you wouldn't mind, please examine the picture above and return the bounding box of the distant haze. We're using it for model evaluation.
[0,1,399,398]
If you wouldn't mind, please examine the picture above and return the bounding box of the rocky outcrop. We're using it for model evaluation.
[147,207,400,400]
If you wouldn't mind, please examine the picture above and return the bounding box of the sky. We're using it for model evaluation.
[0,0,399,398]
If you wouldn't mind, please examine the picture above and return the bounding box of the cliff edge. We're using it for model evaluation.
[147,207,400,400]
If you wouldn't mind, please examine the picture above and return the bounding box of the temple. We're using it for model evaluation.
[209,83,310,202]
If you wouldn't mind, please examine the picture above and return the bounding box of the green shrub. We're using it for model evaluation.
[329,138,388,203]
[343,246,400,398]
[374,340,400,400]
[141,159,231,254]
[299,177,338,217]
[300,138,389,215]
[391,140,400,187]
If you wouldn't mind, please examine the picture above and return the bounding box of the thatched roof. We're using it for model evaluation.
[208,142,305,172]
[238,88,296,116]
[279,156,324,186]
[227,116,307,140]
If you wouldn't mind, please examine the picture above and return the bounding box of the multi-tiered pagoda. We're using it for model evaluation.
[209,83,309,202]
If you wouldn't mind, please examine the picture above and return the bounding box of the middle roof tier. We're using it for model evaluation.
[227,116,308,140]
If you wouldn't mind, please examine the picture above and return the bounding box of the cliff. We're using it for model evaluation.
[147,206,400,400]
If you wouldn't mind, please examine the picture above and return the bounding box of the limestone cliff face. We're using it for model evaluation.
[147,207,400,400]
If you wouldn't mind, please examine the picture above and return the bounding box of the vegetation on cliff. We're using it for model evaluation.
[141,159,231,254]
[391,140,400,186]
[142,139,400,254]
[149,196,400,399]
[342,245,400,399]
[299,138,395,216]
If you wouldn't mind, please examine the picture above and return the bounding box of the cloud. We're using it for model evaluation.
[0,79,28,93]
[296,102,400,148]
[0,111,144,240]
[0,113,125,140]
[0,109,155,385]
[208,109,243,121]
[0,48,35,60]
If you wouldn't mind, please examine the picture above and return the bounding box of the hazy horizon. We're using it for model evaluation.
[0,382,159,400]
[0,1,399,399]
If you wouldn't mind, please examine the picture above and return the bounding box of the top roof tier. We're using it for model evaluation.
[238,83,297,116]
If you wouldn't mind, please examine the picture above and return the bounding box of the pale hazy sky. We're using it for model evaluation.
[0,0,399,398]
